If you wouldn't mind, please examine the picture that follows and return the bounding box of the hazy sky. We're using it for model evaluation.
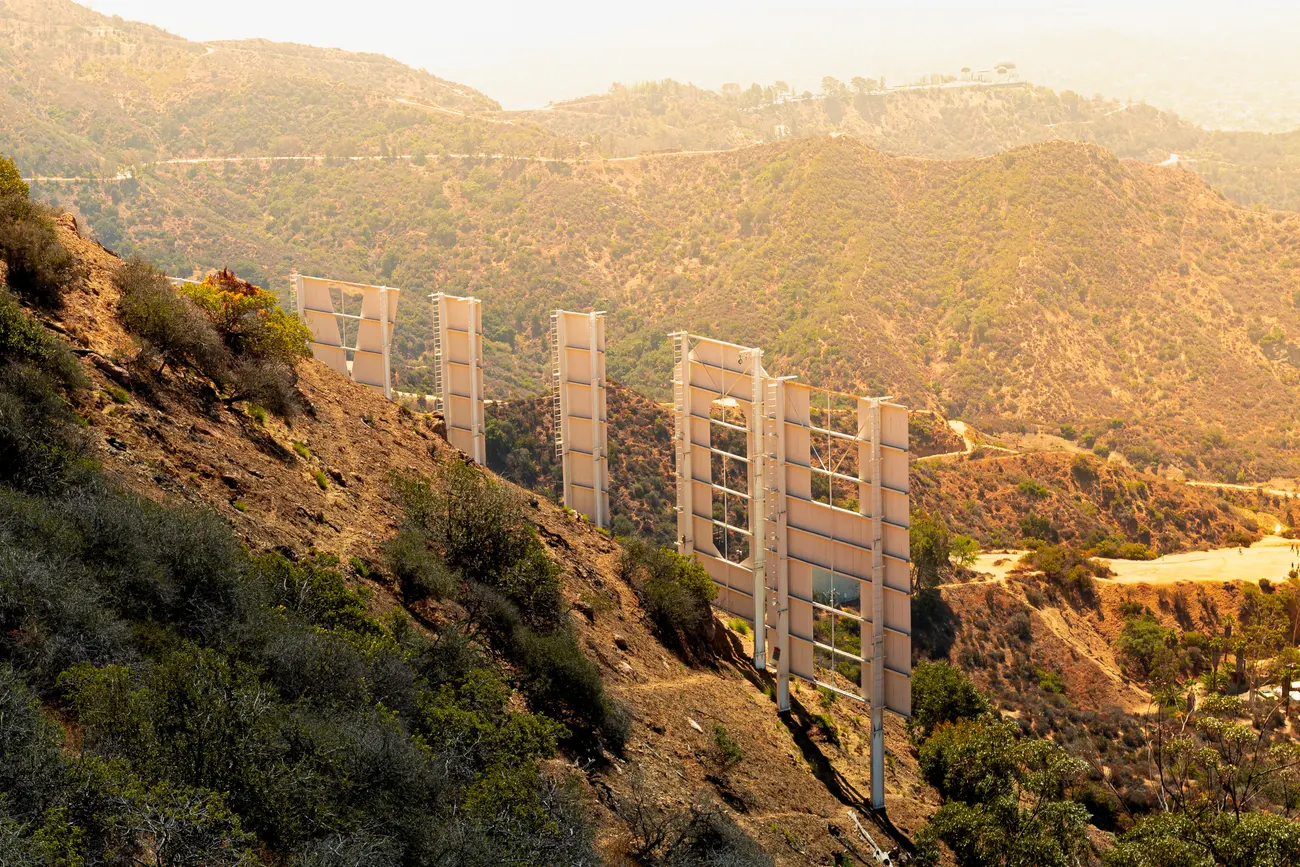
[82,0,1300,120]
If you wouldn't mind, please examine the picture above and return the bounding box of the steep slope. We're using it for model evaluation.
[42,135,1300,479]
[42,215,932,863]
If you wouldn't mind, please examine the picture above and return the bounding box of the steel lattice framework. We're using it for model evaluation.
[430,293,485,463]
[672,333,910,810]
[552,310,610,527]
[292,273,399,398]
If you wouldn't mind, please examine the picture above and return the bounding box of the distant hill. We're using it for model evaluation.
[35,134,1300,480]
[513,79,1300,212]
[7,0,1300,484]
[0,0,564,177]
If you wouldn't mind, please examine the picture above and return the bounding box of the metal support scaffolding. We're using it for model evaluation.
[430,293,485,463]
[292,273,400,398]
[552,310,609,527]
[671,330,912,811]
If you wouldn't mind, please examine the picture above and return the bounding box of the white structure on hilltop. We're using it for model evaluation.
[551,310,610,527]
[430,292,485,463]
[292,274,399,399]
[671,332,911,810]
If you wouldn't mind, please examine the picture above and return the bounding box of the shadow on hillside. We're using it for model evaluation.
[735,664,916,858]
[912,587,958,660]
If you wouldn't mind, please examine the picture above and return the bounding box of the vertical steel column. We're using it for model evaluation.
[556,314,572,510]
[434,293,448,413]
[675,334,695,556]
[749,348,766,670]
[468,298,484,464]
[292,273,304,320]
[588,313,605,528]
[771,378,791,712]
[378,287,391,399]
[868,398,886,810]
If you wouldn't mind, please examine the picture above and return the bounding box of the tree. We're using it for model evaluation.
[909,660,990,742]
[0,154,29,198]
[915,719,1091,867]
[911,509,952,590]
[820,76,845,98]
[1104,692,1300,865]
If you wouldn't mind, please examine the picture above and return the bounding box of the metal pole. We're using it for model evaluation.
[556,313,572,509]
[588,312,606,528]
[772,378,791,712]
[868,398,886,810]
[378,287,391,399]
[675,334,695,556]
[750,348,766,670]
[468,298,484,463]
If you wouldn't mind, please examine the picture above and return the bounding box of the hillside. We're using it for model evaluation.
[36,134,1300,481]
[0,0,565,178]
[19,206,940,864]
[8,136,1300,864]
[514,79,1300,212]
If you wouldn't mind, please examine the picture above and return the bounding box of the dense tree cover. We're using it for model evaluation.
[911,661,1300,866]
[482,386,677,544]
[910,665,1093,867]
[0,5,544,179]
[516,80,1300,212]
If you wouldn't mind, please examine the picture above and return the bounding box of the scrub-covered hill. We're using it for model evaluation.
[44,134,1300,480]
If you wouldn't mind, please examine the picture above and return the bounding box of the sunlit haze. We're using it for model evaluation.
[81,0,1300,127]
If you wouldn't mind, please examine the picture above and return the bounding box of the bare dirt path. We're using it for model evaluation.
[914,418,1018,463]
[1186,479,1297,498]
[970,536,1300,586]
[1100,535,1299,585]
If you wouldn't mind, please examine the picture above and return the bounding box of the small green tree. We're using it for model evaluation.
[911,509,952,591]
[0,154,29,198]
[909,660,991,743]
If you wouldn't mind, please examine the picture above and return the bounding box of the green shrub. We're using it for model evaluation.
[115,259,227,380]
[710,724,744,772]
[313,468,328,490]
[1037,668,1066,695]
[513,626,610,738]
[292,441,311,460]
[0,175,78,308]
[1019,512,1058,543]
[727,617,750,636]
[0,154,28,198]
[104,384,130,404]
[247,404,267,424]
[0,291,91,490]
[1019,544,1107,604]
[1017,479,1049,498]
[909,660,991,743]
[618,538,717,659]
[382,528,460,602]
[0,289,85,390]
